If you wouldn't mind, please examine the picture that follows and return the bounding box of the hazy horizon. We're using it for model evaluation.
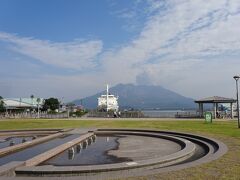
[0,0,240,102]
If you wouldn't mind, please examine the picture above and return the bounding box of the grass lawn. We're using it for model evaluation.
[0,118,240,179]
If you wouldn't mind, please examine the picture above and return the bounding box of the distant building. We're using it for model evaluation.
[59,104,67,112]
[3,98,44,111]
[98,85,119,112]
[67,104,84,113]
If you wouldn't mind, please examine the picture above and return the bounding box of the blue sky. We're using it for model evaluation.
[0,0,240,101]
[0,0,140,45]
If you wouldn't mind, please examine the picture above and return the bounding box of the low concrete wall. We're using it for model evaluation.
[88,111,145,118]
[0,129,62,133]
[0,131,60,137]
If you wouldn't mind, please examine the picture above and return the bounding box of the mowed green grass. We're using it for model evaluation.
[0,118,239,137]
[0,118,240,179]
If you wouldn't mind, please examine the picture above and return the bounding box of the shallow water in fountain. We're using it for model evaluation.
[0,136,36,149]
[41,135,131,166]
[0,134,80,166]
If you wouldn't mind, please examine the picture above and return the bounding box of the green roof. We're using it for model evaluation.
[5,98,44,106]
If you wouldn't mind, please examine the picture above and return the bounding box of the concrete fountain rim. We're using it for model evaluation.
[14,128,228,176]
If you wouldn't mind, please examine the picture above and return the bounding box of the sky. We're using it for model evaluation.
[0,0,240,102]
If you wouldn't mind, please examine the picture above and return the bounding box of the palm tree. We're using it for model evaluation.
[30,95,34,107]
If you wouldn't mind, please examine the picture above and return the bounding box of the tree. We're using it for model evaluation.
[36,98,41,104]
[30,94,34,106]
[0,96,5,112]
[43,98,60,111]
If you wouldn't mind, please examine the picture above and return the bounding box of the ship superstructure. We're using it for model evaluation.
[97,85,119,112]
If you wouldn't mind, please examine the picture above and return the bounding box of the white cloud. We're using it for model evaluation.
[0,32,103,70]
[1,0,240,100]
[96,0,240,98]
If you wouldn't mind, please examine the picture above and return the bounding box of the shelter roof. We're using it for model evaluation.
[3,98,44,109]
[195,96,236,103]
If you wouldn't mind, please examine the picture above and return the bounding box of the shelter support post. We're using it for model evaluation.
[213,103,217,119]
[198,103,204,118]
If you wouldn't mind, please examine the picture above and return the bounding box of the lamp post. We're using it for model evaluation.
[36,98,41,119]
[233,75,240,128]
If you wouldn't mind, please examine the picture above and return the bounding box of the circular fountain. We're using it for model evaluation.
[14,128,227,178]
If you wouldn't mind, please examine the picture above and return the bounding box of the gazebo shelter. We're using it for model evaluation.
[195,96,236,119]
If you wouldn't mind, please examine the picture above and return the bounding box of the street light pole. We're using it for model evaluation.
[234,75,240,128]
[36,98,41,119]
[37,103,40,119]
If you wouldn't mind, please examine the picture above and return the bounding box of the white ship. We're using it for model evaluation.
[97,84,119,112]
